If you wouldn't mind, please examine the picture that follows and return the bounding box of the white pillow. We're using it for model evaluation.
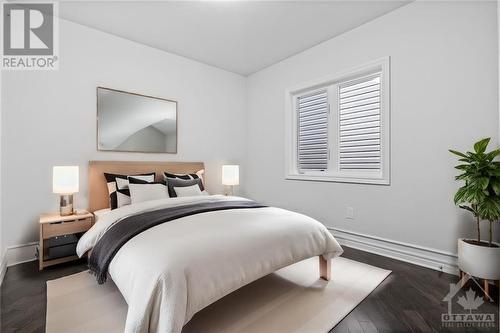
[174,184,203,197]
[93,208,111,222]
[129,183,169,204]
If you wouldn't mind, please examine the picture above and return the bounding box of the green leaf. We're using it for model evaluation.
[477,196,500,220]
[449,149,469,158]
[487,168,500,176]
[454,164,470,170]
[491,179,500,196]
[486,149,500,161]
[454,186,468,204]
[474,138,490,154]
[477,177,489,190]
[460,184,486,204]
[455,173,469,181]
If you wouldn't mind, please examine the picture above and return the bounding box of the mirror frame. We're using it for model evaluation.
[96,86,178,154]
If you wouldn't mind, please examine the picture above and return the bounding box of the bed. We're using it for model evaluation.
[77,161,343,333]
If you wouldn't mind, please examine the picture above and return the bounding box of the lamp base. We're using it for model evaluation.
[224,185,234,196]
[59,194,74,216]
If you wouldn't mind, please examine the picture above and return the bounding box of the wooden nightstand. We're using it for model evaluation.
[39,211,93,270]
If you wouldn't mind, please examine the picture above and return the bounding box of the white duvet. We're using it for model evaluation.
[77,195,343,333]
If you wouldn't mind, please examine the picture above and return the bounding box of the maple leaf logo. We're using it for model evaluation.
[457,288,484,313]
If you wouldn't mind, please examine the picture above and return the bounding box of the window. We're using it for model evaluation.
[285,58,390,185]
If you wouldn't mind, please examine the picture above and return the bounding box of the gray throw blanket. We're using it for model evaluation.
[88,200,266,284]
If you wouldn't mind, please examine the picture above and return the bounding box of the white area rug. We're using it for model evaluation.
[46,257,390,333]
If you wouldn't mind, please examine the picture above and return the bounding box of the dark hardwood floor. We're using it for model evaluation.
[331,248,498,333]
[0,247,498,333]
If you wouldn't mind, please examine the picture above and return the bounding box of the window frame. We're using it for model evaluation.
[284,57,390,185]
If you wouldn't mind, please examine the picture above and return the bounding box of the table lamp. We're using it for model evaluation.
[222,165,239,196]
[53,166,79,216]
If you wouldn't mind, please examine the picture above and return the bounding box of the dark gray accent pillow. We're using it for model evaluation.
[165,178,204,197]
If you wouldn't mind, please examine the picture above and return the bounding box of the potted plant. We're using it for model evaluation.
[450,138,500,281]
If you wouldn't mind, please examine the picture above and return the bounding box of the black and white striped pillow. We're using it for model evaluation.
[104,172,155,210]
[164,170,204,186]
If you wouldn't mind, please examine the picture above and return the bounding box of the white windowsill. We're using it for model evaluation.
[285,173,390,185]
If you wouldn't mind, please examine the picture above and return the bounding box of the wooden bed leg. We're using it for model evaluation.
[459,270,466,287]
[319,256,331,281]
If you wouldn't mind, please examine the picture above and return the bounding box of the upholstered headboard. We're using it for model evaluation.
[88,160,205,212]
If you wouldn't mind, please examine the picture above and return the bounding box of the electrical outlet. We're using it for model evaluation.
[346,207,354,220]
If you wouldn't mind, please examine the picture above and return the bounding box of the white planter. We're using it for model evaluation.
[457,238,500,280]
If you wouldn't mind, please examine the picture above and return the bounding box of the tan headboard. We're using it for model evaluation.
[88,160,205,212]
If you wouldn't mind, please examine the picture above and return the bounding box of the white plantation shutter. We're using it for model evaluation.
[297,89,329,171]
[338,73,382,171]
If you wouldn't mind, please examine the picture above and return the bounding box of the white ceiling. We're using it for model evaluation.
[56,1,410,76]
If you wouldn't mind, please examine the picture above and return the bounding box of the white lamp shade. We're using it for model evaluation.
[222,165,239,186]
[53,166,79,194]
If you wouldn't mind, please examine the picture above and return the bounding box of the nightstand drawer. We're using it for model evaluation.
[46,242,78,260]
[43,218,92,239]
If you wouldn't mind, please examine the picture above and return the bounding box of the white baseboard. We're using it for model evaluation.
[6,242,38,267]
[329,227,459,275]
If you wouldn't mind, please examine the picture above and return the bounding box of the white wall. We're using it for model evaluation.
[244,1,499,255]
[1,19,246,248]
[0,68,4,277]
